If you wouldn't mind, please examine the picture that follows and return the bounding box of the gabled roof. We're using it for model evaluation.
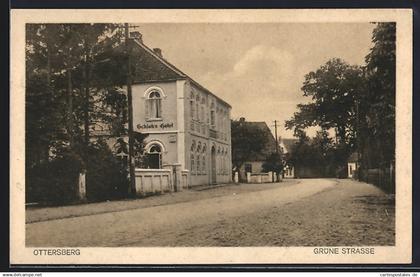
[126,39,231,108]
[281,138,299,153]
[238,121,277,162]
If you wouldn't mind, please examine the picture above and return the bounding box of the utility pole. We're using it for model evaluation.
[125,23,136,196]
[274,120,279,154]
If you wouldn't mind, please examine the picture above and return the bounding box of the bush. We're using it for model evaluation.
[26,140,130,205]
[335,165,348,179]
[26,152,84,205]
[85,140,129,202]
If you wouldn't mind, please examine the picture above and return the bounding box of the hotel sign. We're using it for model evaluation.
[137,122,174,130]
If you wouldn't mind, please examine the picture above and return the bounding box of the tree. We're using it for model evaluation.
[286,130,338,178]
[262,152,283,180]
[286,58,364,146]
[285,58,365,167]
[25,24,136,203]
[360,22,396,169]
[231,119,269,177]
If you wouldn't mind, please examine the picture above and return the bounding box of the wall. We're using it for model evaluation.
[130,80,232,186]
[132,81,178,132]
[348,162,356,178]
[134,168,172,195]
[131,82,179,166]
[184,81,232,186]
[238,161,264,181]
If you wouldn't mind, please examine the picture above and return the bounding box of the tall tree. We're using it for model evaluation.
[286,58,365,147]
[361,22,396,168]
[285,58,365,167]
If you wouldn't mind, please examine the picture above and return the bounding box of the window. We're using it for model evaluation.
[202,155,206,174]
[146,143,162,169]
[222,151,226,174]
[210,110,215,127]
[210,102,215,127]
[191,154,195,174]
[146,91,162,119]
[190,99,194,118]
[245,163,252,173]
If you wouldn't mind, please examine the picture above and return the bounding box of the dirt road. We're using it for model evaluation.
[26,179,394,247]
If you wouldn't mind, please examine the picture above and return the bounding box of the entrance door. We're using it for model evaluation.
[211,146,216,184]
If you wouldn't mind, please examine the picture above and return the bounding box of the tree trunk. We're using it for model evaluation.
[67,68,74,148]
[83,59,90,147]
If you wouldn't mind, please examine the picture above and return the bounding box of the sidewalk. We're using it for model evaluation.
[26,179,299,224]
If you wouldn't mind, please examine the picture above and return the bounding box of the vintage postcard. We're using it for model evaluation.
[10,9,412,265]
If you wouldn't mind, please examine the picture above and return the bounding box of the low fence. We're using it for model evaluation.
[134,168,173,196]
[134,166,190,196]
[250,173,271,183]
[356,167,395,193]
[235,171,280,183]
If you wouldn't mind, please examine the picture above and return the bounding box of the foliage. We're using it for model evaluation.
[26,23,125,159]
[286,130,338,177]
[231,119,269,171]
[26,151,84,205]
[285,23,396,181]
[25,24,143,204]
[360,22,396,168]
[85,139,129,201]
[133,132,149,167]
[285,58,365,147]
[262,152,283,174]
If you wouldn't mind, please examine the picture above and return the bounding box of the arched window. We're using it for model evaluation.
[146,90,162,119]
[146,143,162,169]
[191,154,195,174]
[224,150,228,175]
[197,155,201,175]
[217,147,221,174]
[221,150,225,174]
[202,154,206,174]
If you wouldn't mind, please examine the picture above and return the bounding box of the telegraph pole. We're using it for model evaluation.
[274,120,279,154]
[125,23,136,196]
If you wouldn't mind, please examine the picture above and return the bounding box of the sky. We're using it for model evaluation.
[135,23,375,139]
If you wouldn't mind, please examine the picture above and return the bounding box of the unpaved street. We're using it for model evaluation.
[26,179,394,247]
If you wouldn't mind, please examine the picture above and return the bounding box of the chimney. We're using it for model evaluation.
[129,31,143,43]
[153,48,163,58]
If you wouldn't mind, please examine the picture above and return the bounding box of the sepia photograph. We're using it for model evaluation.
[10,9,412,264]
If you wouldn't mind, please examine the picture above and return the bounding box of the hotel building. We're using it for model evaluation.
[127,33,232,186]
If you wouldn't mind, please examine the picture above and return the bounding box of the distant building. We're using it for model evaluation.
[279,138,298,178]
[347,152,359,178]
[235,118,278,181]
